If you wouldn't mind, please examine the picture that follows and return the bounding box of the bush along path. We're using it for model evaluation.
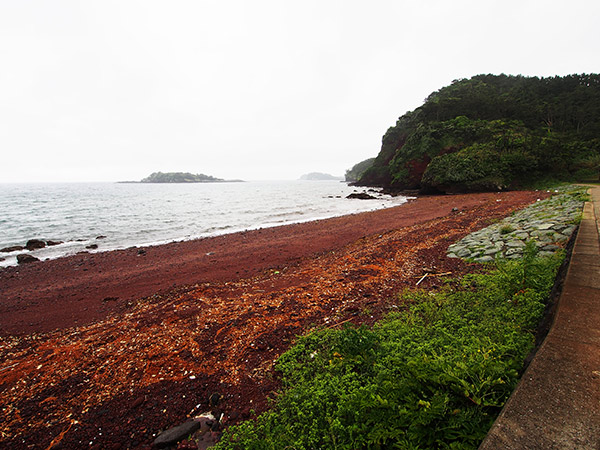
[211,189,585,450]
[447,186,587,263]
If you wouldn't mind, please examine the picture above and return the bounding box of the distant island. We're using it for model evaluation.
[140,172,243,183]
[299,172,343,181]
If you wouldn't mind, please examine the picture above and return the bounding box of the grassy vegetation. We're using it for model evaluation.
[499,224,515,235]
[214,244,564,449]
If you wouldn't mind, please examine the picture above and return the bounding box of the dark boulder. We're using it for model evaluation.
[25,239,46,251]
[46,240,63,246]
[346,192,377,200]
[1,245,25,253]
[17,254,40,264]
[153,420,202,448]
[86,244,98,249]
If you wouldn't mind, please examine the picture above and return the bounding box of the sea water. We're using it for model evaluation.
[0,180,409,267]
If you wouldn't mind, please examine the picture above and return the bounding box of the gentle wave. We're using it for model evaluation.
[0,180,410,267]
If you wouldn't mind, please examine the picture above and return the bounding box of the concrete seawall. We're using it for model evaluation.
[480,187,600,449]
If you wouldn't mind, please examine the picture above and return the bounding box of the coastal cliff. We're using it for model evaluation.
[355,74,600,193]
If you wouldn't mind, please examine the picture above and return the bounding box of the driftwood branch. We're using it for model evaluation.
[415,272,452,285]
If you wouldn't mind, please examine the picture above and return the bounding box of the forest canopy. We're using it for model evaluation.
[345,157,376,182]
[356,74,600,193]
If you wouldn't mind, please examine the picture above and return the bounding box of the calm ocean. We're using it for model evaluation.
[0,181,409,267]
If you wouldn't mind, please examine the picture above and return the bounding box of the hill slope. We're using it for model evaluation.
[345,157,375,182]
[299,172,343,181]
[357,74,600,192]
[141,172,224,183]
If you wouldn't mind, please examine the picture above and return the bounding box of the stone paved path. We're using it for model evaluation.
[480,186,600,449]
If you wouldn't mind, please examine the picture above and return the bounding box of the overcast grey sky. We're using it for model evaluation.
[1,0,599,182]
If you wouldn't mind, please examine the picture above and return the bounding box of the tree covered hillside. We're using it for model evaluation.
[140,172,224,183]
[345,157,375,182]
[357,74,600,192]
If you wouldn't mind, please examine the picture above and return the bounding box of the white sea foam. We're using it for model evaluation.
[0,180,410,267]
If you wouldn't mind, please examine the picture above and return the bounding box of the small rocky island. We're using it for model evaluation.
[140,172,242,183]
[299,172,343,181]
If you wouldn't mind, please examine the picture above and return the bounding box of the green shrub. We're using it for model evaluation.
[215,246,563,450]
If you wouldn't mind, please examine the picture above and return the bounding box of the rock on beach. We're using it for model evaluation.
[25,239,46,251]
[17,254,40,264]
[153,420,203,448]
[0,245,25,253]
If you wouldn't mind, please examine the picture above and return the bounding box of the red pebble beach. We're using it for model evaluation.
[0,190,548,449]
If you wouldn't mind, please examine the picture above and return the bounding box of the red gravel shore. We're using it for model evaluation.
[0,190,549,450]
[0,191,543,336]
